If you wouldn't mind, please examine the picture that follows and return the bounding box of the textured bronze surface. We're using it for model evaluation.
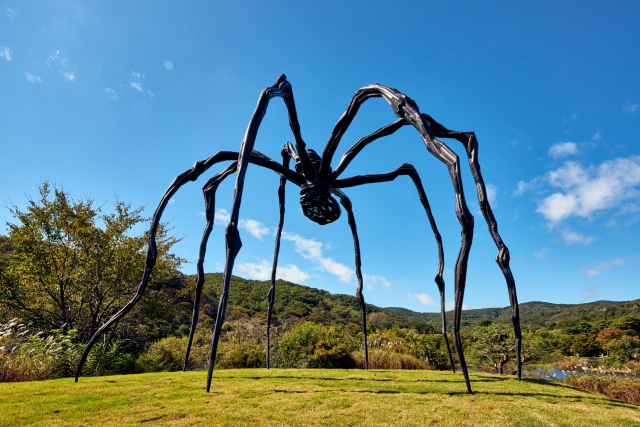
[76,75,521,394]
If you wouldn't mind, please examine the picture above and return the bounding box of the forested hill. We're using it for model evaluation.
[188,273,639,332]
[191,273,437,333]
[385,300,640,330]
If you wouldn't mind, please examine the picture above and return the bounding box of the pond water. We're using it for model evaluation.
[467,365,639,381]
[523,367,639,381]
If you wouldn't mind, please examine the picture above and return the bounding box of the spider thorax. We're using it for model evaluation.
[296,149,341,225]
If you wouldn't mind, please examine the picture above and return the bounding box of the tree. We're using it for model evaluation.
[613,315,640,336]
[569,334,600,357]
[0,182,183,342]
[470,324,537,374]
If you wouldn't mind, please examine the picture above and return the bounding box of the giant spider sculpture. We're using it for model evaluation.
[75,75,521,394]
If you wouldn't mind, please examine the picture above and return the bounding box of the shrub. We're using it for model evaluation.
[276,322,357,368]
[0,320,57,382]
[138,329,210,372]
[563,374,640,404]
[216,337,265,369]
[353,349,428,370]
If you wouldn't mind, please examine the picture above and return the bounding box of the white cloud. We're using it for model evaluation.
[514,181,533,196]
[211,208,354,283]
[581,285,601,302]
[0,46,12,61]
[131,71,144,78]
[6,7,16,18]
[535,157,640,223]
[104,88,117,100]
[533,247,548,259]
[561,229,595,245]
[235,259,310,283]
[584,259,625,277]
[485,184,497,206]
[549,142,578,159]
[593,132,602,142]
[408,293,436,307]
[47,50,76,82]
[214,208,231,225]
[239,218,270,240]
[282,231,354,283]
[623,102,639,114]
[129,81,143,92]
[147,90,154,98]
[211,208,272,240]
[445,300,469,311]
[570,113,578,121]
[25,72,42,83]
[363,274,391,290]
[168,198,175,206]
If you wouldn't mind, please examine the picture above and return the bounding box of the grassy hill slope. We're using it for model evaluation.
[1,370,638,426]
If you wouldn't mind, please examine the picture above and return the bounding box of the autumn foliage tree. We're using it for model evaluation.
[0,182,184,343]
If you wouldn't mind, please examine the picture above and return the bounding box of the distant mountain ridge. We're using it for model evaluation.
[384,300,639,330]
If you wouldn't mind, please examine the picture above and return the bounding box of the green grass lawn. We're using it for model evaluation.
[1,369,639,426]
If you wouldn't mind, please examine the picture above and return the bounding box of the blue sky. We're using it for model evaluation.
[1,1,639,313]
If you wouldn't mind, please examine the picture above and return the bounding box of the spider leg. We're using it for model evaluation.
[206,75,312,392]
[422,114,522,381]
[320,84,474,392]
[333,164,456,373]
[183,162,238,372]
[75,150,303,382]
[266,147,293,369]
[332,189,369,370]
[330,119,407,182]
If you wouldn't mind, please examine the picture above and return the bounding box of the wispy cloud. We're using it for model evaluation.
[129,81,142,92]
[408,293,436,307]
[6,7,16,18]
[584,259,624,277]
[47,50,76,82]
[235,259,310,283]
[282,231,354,283]
[104,88,117,100]
[0,46,12,61]
[239,218,270,240]
[561,228,595,245]
[25,72,42,83]
[486,183,497,205]
[445,300,469,311]
[533,247,548,259]
[623,102,639,114]
[581,284,601,302]
[363,274,390,290]
[549,142,579,159]
[126,70,154,97]
[212,208,271,240]
[592,132,602,142]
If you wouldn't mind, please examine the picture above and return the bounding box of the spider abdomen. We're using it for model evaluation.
[299,179,341,225]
